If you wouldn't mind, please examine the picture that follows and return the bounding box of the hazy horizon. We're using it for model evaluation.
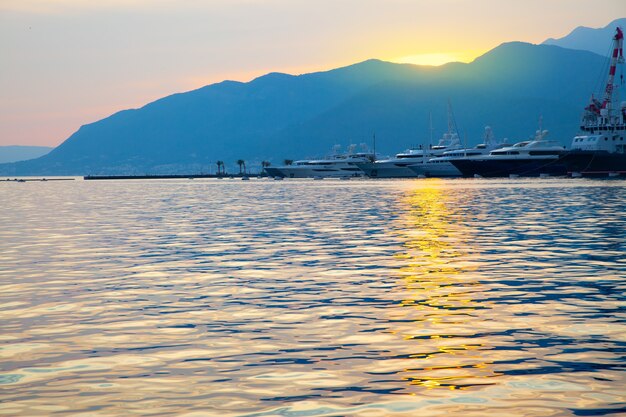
[1,0,624,147]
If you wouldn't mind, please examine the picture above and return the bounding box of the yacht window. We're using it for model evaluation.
[529,151,560,156]
[493,151,519,155]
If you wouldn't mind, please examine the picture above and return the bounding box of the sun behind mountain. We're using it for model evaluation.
[392,51,479,66]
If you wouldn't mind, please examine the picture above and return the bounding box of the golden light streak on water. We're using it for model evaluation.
[0,178,624,416]
[389,180,499,392]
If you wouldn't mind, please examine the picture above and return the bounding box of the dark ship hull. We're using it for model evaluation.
[264,167,285,177]
[450,156,571,177]
[450,150,626,178]
[561,150,626,175]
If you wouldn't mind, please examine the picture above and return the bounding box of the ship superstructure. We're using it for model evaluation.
[563,26,626,175]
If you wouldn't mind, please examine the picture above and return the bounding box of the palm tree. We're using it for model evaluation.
[260,161,271,176]
[236,159,246,175]
[283,159,293,166]
[216,160,224,175]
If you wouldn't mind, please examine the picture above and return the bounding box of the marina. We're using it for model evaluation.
[268,28,626,181]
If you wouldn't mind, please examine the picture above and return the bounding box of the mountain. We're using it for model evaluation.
[0,41,618,176]
[542,18,626,55]
[0,146,53,164]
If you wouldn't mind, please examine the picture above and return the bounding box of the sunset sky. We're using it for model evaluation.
[1,0,624,147]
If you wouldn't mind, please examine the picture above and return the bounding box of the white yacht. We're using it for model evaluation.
[409,126,509,177]
[356,106,463,178]
[272,144,376,178]
[355,146,436,178]
[449,128,567,177]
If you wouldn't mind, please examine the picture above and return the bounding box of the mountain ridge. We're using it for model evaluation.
[542,18,626,55]
[0,39,620,176]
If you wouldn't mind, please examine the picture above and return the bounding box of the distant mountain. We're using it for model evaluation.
[0,40,619,176]
[542,18,626,56]
[0,146,53,164]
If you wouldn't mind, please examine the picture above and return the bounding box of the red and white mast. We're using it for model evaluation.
[601,26,624,109]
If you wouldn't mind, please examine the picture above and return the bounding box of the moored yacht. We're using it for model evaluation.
[356,106,463,178]
[449,128,568,177]
[355,146,436,178]
[409,126,508,177]
[264,166,286,178]
[272,144,376,178]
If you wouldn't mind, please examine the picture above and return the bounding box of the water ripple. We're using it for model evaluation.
[0,178,624,416]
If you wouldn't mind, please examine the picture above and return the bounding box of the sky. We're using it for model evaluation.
[1,0,624,147]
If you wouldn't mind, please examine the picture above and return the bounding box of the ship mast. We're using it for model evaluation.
[601,26,624,110]
[583,26,624,129]
[428,111,433,150]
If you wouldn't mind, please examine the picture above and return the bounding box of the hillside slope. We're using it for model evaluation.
[0,42,616,175]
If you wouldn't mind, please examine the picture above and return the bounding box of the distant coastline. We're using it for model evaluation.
[0,146,53,164]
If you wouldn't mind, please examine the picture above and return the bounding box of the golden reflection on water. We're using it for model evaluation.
[1,178,625,416]
[390,180,499,391]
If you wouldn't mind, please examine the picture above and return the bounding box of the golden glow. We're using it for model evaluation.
[392,51,481,66]
[389,180,501,391]
[390,48,489,67]
[394,53,463,66]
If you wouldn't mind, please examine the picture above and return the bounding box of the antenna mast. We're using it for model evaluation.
[447,100,456,134]
[372,132,376,162]
[428,111,434,150]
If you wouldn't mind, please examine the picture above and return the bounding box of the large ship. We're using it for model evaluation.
[560,26,626,176]
[450,26,625,178]
[268,144,376,178]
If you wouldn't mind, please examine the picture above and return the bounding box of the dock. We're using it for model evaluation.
[83,174,261,180]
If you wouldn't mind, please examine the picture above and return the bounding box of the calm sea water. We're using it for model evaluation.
[1,178,625,416]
